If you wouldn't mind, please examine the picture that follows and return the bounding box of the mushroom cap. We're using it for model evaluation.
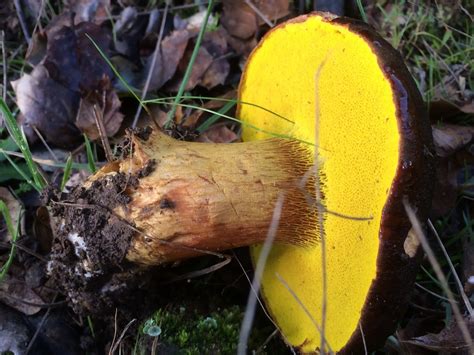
[237,13,434,353]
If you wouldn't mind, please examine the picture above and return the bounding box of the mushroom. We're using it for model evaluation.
[48,12,434,354]
[237,13,434,353]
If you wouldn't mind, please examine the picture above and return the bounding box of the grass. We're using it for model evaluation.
[370,1,473,105]
[0,199,20,283]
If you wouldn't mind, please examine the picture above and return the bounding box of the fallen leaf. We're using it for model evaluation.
[221,0,258,40]
[0,188,22,243]
[0,303,31,354]
[201,59,230,89]
[13,22,114,148]
[430,124,474,217]
[253,0,290,24]
[198,124,239,143]
[0,275,43,315]
[432,124,474,158]
[75,78,124,140]
[12,65,81,147]
[167,46,214,91]
[142,29,190,91]
[404,317,474,352]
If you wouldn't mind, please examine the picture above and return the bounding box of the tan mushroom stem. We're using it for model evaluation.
[90,130,317,265]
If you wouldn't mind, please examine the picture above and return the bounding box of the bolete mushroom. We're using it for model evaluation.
[237,13,434,353]
[47,12,434,354]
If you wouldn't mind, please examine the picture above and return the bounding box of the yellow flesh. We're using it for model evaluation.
[239,16,400,352]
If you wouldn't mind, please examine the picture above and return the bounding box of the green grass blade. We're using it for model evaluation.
[0,99,46,189]
[0,201,20,283]
[197,100,235,133]
[145,95,295,124]
[60,154,74,191]
[0,149,40,192]
[356,0,368,23]
[83,134,97,174]
[85,34,146,110]
[165,0,215,128]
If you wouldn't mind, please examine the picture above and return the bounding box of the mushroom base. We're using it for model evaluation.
[47,128,318,314]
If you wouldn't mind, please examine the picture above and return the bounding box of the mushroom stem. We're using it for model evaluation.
[92,130,317,265]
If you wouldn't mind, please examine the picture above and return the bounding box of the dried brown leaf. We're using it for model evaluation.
[432,124,474,158]
[143,29,190,91]
[0,275,43,315]
[198,124,238,143]
[75,82,124,140]
[404,317,474,352]
[12,65,81,147]
[167,46,214,91]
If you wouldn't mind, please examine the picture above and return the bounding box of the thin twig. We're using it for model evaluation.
[31,125,59,162]
[93,101,114,162]
[0,290,66,308]
[427,219,473,316]
[314,57,329,354]
[25,292,58,354]
[132,3,170,128]
[244,0,274,27]
[1,31,6,108]
[165,0,215,128]
[162,255,232,283]
[13,0,31,44]
[109,318,136,354]
[232,251,282,332]
[275,273,333,354]
[237,194,285,355]
[404,199,474,352]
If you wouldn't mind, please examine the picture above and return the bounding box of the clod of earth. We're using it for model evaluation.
[47,13,434,354]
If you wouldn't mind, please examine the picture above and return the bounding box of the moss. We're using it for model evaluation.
[136,305,274,354]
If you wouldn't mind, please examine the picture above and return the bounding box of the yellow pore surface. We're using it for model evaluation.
[239,15,400,352]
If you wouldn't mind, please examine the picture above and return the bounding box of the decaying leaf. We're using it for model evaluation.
[430,124,474,217]
[75,79,124,140]
[13,22,115,148]
[404,317,474,352]
[433,124,474,158]
[198,124,239,143]
[0,188,23,242]
[221,0,289,56]
[0,275,43,315]
[167,46,214,91]
[143,29,190,91]
[12,65,80,147]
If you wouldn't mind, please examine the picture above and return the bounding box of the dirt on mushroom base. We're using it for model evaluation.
[44,157,156,317]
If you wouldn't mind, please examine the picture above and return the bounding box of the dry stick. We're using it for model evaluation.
[415,282,458,303]
[237,194,285,355]
[404,200,474,352]
[1,31,6,109]
[13,0,31,44]
[314,57,329,354]
[25,292,58,354]
[109,318,136,355]
[132,2,170,128]
[244,0,274,27]
[93,104,114,162]
[31,125,59,162]
[359,323,368,355]
[275,273,333,354]
[232,251,283,332]
[162,255,232,284]
[428,219,474,316]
